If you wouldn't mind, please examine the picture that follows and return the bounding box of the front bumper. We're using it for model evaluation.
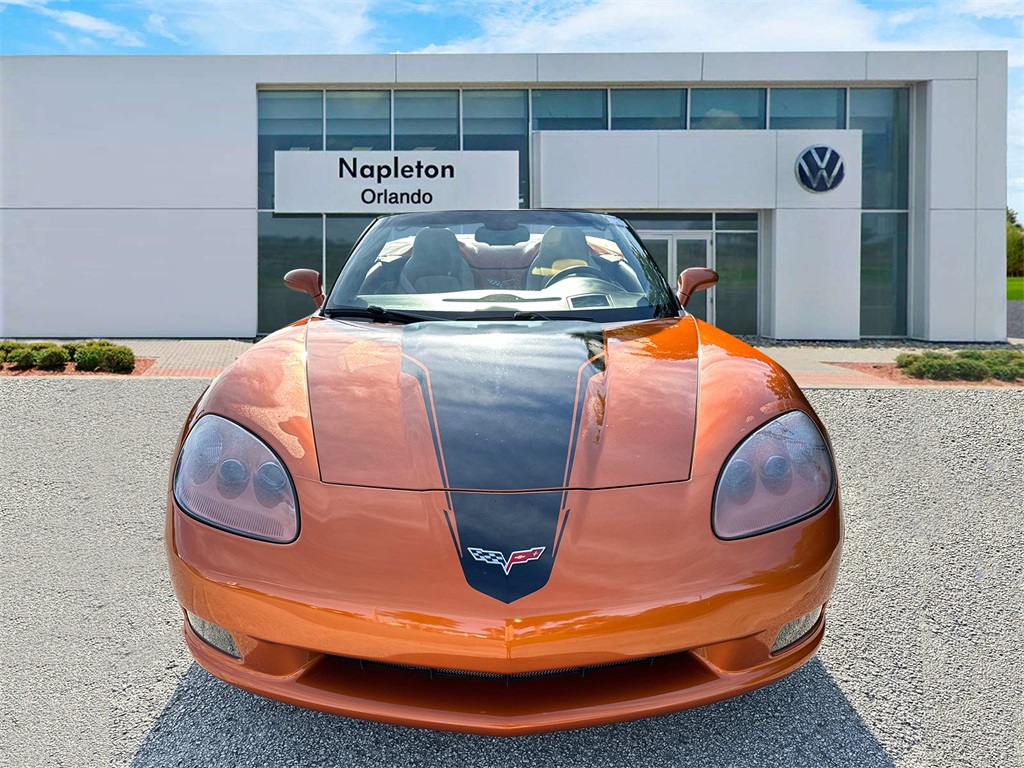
[183,610,825,735]
[167,477,842,734]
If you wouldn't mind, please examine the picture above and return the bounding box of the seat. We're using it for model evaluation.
[398,228,475,294]
[526,226,595,290]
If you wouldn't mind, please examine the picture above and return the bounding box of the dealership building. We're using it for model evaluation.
[0,50,1008,340]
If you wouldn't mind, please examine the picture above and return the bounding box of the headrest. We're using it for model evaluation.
[538,226,591,262]
[475,225,531,246]
[410,228,461,272]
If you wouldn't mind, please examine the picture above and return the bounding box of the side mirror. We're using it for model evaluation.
[677,267,718,308]
[284,269,325,309]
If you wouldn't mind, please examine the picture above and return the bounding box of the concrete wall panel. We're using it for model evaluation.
[925,209,976,341]
[1,209,256,338]
[770,208,861,340]
[927,79,978,210]
[703,52,866,82]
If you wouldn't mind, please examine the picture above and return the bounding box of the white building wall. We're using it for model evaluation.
[0,56,261,336]
[534,129,863,339]
[0,50,1010,341]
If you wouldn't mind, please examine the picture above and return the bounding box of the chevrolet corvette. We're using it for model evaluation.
[166,209,842,735]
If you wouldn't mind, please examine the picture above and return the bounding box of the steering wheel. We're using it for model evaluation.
[543,266,610,289]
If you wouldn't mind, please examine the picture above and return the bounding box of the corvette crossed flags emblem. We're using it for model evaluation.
[468,546,546,575]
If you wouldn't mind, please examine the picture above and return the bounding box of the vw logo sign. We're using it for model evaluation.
[796,145,845,193]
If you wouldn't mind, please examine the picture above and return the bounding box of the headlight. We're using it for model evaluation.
[712,411,834,539]
[173,415,299,543]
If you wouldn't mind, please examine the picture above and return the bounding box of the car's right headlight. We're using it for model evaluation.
[173,414,299,543]
[712,411,834,539]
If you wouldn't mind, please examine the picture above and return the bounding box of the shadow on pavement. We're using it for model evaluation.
[130,657,894,768]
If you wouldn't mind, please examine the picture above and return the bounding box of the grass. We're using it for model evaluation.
[1009,276,1024,301]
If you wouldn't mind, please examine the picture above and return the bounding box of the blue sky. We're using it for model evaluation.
[1,0,1022,211]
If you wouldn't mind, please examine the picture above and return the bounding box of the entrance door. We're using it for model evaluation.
[639,232,713,322]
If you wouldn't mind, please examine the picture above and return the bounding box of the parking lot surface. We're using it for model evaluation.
[1,379,1021,768]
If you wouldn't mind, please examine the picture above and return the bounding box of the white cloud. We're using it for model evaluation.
[36,6,144,46]
[138,0,376,54]
[145,13,182,44]
[954,0,1024,19]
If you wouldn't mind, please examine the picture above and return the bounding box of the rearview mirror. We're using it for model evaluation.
[677,267,718,308]
[284,269,325,309]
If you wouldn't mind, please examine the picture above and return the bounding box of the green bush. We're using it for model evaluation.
[950,358,988,381]
[990,363,1024,381]
[0,349,6,365]
[954,349,984,361]
[0,340,26,354]
[6,347,37,370]
[34,346,70,371]
[74,345,104,372]
[99,345,135,374]
[27,341,57,352]
[91,339,115,347]
[62,342,81,361]
[895,353,917,369]
[905,356,958,380]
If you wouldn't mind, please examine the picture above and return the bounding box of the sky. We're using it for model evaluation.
[1,0,1022,212]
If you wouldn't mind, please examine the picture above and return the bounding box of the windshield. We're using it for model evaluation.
[324,210,676,322]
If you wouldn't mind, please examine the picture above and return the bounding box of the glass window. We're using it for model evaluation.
[769,88,846,130]
[258,213,323,334]
[394,91,459,151]
[611,89,686,130]
[860,212,908,337]
[714,232,759,335]
[326,91,390,151]
[850,88,909,210]
[532,90,607,131]
[463,90,530,207]
[716,213,758,231]
[258,91,323,210]
[690,89,766,130]
[326,215,375,291]
[620,212,713,231]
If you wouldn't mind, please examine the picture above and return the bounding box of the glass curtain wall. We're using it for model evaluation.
[394,91,459,150]
[532,90,607,130]
[769,88,846,129]
[326,91,390,150]
[851,88,910,336]
[714,214,758,336]
[611,89,686,130]
[463,90,529,206]
[690,89,766,129]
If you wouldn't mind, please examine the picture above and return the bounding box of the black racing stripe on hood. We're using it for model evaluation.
[401,322,603,602]
[400,322,603,492]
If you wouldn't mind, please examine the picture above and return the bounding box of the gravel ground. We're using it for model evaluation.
[1,380,1021,768]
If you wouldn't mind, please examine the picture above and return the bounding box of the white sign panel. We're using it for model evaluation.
[274,151,519,213]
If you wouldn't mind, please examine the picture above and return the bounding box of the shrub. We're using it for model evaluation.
[895,353,917,369]
[954,349,984,361]
[91,339,115,347]
[62,342,81,361]
[6,347,37,370]
[949,358,988,381]
[28,341,57,352]
[34,346,70,371]
[905,356,958,380]
[74,344,104,372]
[0,349,6,364]
[99,345,135,374]
[0,340,26,354]
[990,363,1024,381]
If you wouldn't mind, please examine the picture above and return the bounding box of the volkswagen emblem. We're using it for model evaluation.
[796,146,845,193]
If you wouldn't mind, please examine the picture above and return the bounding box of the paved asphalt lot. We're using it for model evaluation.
[1,379,1021,768]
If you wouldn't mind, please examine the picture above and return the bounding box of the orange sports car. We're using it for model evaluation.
[166,210,842,735]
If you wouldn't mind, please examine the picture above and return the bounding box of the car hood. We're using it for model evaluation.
[306,316,699,492]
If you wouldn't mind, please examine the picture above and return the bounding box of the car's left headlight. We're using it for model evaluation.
[712,411,834,539]
[173,414,299,543]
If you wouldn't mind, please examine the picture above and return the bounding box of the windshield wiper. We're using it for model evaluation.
[323,305,440,324]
